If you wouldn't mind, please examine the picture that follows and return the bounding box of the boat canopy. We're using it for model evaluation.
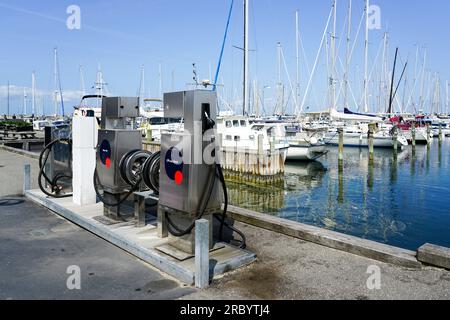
[330,109,383,123]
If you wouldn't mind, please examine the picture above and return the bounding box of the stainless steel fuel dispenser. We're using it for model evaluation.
[95,97,143,219]
[158,90,221,256]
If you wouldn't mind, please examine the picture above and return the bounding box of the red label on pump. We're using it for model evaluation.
[175,170,183,185]
[106,157,111,169]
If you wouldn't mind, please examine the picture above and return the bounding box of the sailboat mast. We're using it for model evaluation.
[139,65,145,108]
[95,64,104,108]
[158,63,163,100]
[438,77,441,115]
[295,10,300,114]
[401,64,408,114]
[79,65,86,97]
[277,42,282,114]
[388,47,399,115]
[253,79,259,117]
[23,88,27,115]
[6,81,10,116]
[379,33,386,113]
[31,71,36,116]
[53,48,58,116]
[344,0,352,110]
[419,48,427,111]
[382,32,389,113]
[446,80,449,115]
[331,0,337,110]
[364,0,370,113]
[171,70,175,91]
[243,0,249,116]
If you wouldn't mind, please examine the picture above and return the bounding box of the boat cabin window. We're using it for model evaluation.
[234,136,241,142]
[226,121,232,128]
[267,127,275,137]
[233,120,239,127]
[251,125,264,131]
[240,120,246,127]
[225,135,232,141]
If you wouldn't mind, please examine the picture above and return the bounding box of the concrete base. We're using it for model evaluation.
[418,244,450,270]
[25,189,256,285]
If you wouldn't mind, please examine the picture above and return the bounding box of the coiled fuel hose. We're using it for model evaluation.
[164,163,246,249]
[38,138,73,198]
[93,149,160,207]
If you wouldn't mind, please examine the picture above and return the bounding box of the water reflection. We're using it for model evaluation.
[228,141,450,250]
[226,181,286,214]
[337,161,344,204]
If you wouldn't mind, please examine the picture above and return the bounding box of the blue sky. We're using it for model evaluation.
[0,0,449,115]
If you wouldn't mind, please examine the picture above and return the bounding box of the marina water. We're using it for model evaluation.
[227,139,450,251]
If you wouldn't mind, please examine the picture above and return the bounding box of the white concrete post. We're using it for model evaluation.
[72,116,98,206]
[23,164,30,195]
[195,219,210,289]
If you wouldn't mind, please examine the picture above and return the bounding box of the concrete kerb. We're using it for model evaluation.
[227,205,423,269]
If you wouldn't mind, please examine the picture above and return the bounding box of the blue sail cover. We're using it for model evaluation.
[344,108,378,118]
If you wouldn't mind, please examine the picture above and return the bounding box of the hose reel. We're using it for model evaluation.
[142,151,161,195]
[120,149,161,194]
[115,149,160,194]
[119,150,152,187]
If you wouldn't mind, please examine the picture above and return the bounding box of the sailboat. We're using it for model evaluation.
[217,0,290,160]
[325,109,408,148]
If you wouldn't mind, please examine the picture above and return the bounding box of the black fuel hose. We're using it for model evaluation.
[38,138,73,198]
[165,164,217,237]
[93,167,142,207]
[93,147,147,207]
[214,164,246,249]
[164,162,247,249]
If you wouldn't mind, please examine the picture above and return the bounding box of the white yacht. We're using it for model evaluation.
[325,123,408,148]
[283,123,328,161]
[217,116,289,160]
[325,109,408,148]
[139,99,182,141]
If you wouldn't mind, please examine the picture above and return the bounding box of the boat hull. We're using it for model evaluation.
[401,130,430,144]
[325,133,408,148]
[287,144,328,161]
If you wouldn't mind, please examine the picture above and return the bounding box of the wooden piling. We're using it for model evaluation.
[337,161,344,204]
[368,124,375,163]
[411,123,416,148]
[393,127,398,152]
[439,122,443,142]
[338,128,344,162]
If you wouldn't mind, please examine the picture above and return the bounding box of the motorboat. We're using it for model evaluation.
[217,115,289,161]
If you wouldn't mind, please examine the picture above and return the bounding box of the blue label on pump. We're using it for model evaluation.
[165,147,184,184]
[99,140,112,167]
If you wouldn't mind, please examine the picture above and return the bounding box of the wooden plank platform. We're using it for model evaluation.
[25,189,256,285]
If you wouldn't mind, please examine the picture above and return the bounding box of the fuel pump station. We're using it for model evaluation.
[92,91,244,258]
[31,89,253,285]
[94,97,154,219]
[157,90,222,255]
